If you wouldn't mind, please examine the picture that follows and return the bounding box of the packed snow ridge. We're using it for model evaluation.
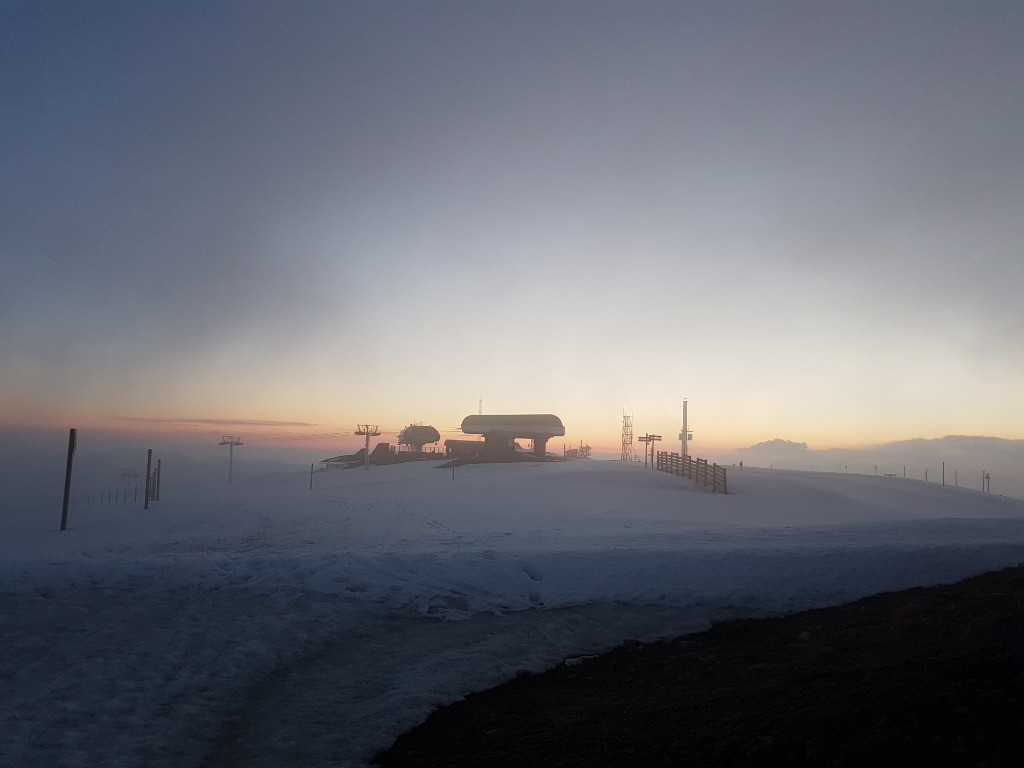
[3,460,1024,767]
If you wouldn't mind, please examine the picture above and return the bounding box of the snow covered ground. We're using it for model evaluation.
[3,460,1024,767]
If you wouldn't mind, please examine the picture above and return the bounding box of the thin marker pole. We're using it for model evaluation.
[144,449,153,509]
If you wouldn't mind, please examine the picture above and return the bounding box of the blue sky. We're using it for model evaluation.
[3,1,1022,456]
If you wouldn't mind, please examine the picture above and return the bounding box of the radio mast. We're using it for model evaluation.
[678,399,692,458]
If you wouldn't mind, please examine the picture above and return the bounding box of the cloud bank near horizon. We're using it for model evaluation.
[733,435,1024,499]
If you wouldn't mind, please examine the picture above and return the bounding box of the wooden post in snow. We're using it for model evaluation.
[60,428,77,531]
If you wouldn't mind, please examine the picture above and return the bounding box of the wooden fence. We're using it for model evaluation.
[656,451,728,494]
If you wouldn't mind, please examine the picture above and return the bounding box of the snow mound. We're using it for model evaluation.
[2,461,1023,766]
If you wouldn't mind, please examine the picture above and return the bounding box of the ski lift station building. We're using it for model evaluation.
[460,413,565,459]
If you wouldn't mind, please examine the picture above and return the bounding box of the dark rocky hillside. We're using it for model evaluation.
[377,564,1024,767]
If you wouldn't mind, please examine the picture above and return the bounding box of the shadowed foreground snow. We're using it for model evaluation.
[2,461,1023,766]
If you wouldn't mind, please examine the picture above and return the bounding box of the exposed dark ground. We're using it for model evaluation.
[376,564,1024,767]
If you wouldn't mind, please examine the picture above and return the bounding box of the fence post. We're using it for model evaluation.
[658,452,728,494]
[713,463,728,495]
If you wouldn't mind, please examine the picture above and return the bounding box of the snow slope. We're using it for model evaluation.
[2,460,1023,767]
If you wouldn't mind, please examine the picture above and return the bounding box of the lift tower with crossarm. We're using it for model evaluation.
[219,436,243,483]
[355,425,380,471]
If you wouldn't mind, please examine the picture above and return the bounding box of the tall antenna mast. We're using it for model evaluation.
[219,436,243,483]
[678,399,692,458]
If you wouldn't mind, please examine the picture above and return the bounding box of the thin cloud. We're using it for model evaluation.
[745,439,809,454]
[111,417,316,428]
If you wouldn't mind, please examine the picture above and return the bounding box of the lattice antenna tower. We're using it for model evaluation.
[620,412,634,462]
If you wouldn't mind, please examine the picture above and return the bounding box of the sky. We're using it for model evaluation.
[3,0,1022,460]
